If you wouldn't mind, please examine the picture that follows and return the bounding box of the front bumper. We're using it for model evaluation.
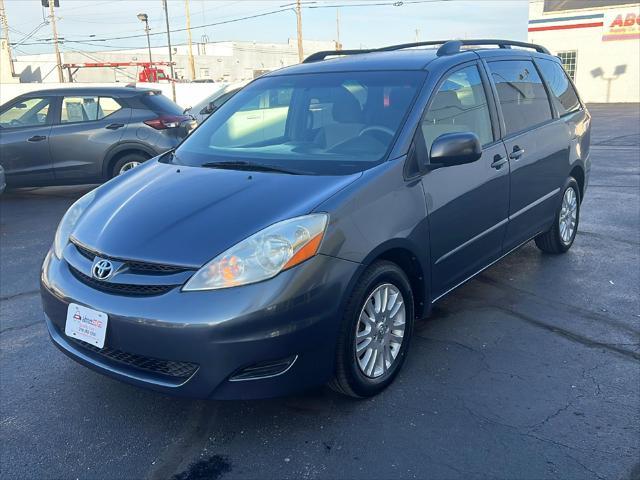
[41,251,359,399]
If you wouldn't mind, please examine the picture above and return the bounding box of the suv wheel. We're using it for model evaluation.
[330,261,414,398]
[535,177,580,254]
[111,153,147,178]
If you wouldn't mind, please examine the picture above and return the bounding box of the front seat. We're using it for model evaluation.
[316,87,365,149]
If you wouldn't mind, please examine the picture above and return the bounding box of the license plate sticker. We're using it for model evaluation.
[65,303,108,349]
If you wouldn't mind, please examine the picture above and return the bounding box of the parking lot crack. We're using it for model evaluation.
[0,289,40,303]
[0,320,42,335]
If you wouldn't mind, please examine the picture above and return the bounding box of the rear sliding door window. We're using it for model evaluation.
[537,59,581,116]
[488,60,552,135]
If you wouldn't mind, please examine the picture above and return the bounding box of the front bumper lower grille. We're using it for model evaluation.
[69,337,199,380]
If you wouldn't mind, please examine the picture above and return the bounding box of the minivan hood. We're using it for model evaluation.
[72,160,361,267]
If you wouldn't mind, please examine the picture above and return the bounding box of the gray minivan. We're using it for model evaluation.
[41,40,590,399]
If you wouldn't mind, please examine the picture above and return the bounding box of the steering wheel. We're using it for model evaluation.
[9,119,23,127]
[358,125,395,138]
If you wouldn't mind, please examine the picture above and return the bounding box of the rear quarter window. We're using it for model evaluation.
[488,60,553,136]
[537,58,581,116]
[139,93,183,115]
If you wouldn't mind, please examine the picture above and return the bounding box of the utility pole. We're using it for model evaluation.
[295,0,303,62]
[0,0,16,78]
[48,0,64,82]
[335,8,341,51]
[161,0,176,101]
[185,0,196,80]
[137,13,152,64]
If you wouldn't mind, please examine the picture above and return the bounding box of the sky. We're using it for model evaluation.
[4,0,529,57]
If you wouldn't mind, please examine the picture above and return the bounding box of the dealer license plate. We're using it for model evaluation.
[65,303,108,349]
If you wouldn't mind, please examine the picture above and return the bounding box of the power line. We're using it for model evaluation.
[17,0,451,46]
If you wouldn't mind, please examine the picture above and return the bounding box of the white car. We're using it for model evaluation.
[186,82,248,124]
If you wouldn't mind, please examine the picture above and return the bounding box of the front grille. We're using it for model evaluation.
[69,337,198,380]
[69,265,176,297]
[72,241,189,275]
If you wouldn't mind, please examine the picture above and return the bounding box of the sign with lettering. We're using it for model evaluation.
[603,9,640,41]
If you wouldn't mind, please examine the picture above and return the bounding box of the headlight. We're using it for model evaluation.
[53,189,97,259]
[183,213,328,291]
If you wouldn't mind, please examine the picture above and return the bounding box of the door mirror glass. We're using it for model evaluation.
[429,132,482,169]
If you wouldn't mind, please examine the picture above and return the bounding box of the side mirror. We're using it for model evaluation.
[201,101,218,115]
[428,132,482,169]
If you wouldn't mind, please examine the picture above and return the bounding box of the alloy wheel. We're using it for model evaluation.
[119,161,141,175]
[355,283,406,378]
[559,187,578,244]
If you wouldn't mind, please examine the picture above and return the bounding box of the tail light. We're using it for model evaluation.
[144,115,191,130]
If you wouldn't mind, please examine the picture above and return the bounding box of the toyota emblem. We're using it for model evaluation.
[92,259,114,280]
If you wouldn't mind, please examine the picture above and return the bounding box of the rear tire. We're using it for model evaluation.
[535,177,580,254]
[111,153,147,178]
[329,260,414,398]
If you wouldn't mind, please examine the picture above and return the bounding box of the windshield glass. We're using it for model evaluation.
[170,71,426,175]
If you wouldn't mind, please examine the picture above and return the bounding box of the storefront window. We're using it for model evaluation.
[556,51,577,81]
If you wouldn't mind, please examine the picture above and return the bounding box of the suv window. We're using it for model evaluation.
[140,92,183,115]
[422,65,493,151]
[537,59,581,116]
[61,96,122,123]
[0,97,51,129]
[488,60,552,135]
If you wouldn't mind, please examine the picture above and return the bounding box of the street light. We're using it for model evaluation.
[137,13,152,64]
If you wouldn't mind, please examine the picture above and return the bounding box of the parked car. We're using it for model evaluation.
[41,39,590,399]
[185,83,245,124]
[0,164,5,195]
[0,87,195,189]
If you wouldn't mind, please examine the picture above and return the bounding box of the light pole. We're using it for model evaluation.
[137,13,152,64]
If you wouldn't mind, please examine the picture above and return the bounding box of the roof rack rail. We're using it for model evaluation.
[302,39,550,63]
[436,39,550,56]
[303,49,378,63]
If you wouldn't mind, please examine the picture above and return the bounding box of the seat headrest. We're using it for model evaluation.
[332,87,363,123]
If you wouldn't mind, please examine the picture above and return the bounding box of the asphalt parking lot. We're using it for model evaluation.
[1,104,639,480]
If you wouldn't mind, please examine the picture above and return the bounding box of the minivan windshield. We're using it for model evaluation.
[170,71,426,175]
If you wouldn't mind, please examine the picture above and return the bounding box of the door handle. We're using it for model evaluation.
[509,146,525,160]
[27,135,47,142]
[105,123,125,130]
[491,154,508,169]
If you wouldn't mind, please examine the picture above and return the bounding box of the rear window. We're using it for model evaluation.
[537,59,581,116]
[139,92,183,115]
[488,60,553,136]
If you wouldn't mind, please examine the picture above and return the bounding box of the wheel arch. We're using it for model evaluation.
[344,239,430,320]
[569,164,585,203]
[102,142,157,178]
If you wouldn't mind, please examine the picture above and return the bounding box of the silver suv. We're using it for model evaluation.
[0,87,195,188]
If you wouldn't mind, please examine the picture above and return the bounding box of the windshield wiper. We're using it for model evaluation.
[201,161,302,175]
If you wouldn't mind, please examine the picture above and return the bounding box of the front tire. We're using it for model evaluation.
[330,261,414,398]
[535,177,580,254]
[111,153,147,178]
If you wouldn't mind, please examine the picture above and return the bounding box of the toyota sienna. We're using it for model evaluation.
[41,40,591,399]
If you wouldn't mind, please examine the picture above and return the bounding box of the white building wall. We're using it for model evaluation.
[528,2,640,103]
[11,39,335,85]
